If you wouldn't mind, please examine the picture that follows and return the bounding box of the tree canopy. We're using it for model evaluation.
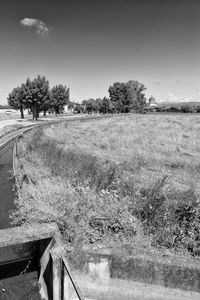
[8,76,147,118]
[7,75,70,120]
[50,84,70,114]
[109,80,147,113]
[7,85,26,118]
[23,75,50,120]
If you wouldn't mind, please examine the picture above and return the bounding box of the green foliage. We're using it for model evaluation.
[82,80,147,115]
[109,80,147,113]
[99,97,115,114]
[7,75,70,120]
[50,84,70,114]
[74,103,84,113]
[82,98,98,114]
[23,75,50,120]
[132,178,200,255]
[68,101,75,110]
[7,85,26,118]
[180,105,196,113]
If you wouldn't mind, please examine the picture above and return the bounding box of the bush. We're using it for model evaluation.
[131,178,200,255]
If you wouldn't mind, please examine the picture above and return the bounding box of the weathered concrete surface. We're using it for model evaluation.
[76,247,200,293]
[75,272,200,300]
[110,254,200,292]
[0,223,59,247]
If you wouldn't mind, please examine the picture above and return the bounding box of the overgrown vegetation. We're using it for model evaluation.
[12,115,200,256]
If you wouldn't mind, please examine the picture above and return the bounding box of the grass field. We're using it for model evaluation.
[12,114,200,256]
[44,114,200,193]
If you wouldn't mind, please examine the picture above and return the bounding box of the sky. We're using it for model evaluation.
[0,0,200,104]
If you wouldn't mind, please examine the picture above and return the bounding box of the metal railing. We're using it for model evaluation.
[60,255,84,300]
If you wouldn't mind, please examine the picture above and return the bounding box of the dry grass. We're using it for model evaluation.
[12,114,200,255]
[44,114,200,194]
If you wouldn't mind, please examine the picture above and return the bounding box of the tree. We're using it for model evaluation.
[83,98,97,114]
[124,80,147,112]
[50,84,70,115]
[7,85,26,119]
[99,97,115,114]
[95,98,103,113]
[108,82,126,113]
[108,80,147,113]
[23,75,50,120]
[68,101,75,111]
[181,105,190,113]
[74,103,83,113]
[40,93,52,116]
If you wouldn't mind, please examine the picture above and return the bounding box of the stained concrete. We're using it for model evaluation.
[75,272,200,300]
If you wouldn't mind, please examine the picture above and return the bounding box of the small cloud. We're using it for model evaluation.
[152,81,161,86]
[20,18,48,35]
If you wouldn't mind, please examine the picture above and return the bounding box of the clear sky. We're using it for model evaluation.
[0,0,200,104]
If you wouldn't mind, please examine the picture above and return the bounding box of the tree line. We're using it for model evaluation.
[7,75,69,120]
[8,76,147,118]
[149,105,200,113]
[73,80,147,114]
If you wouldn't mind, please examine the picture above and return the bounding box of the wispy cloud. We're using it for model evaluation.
[20,18,48,35]
[152,81,161,86]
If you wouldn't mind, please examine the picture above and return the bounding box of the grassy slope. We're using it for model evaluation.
[12,114,200,256]
[45,114,200,193]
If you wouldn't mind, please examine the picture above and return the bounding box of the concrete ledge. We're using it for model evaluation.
[0,222,59,247]
[77,247,200,293]
[110,254,200,292]
[75,272,200,300]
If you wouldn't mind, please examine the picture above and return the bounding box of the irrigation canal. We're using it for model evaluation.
[0,141,40,299]
[0,143,15,229]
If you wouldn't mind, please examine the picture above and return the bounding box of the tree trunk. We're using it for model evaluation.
[32,103,38,120]
[55,106,60,117]
[20,106,24,119]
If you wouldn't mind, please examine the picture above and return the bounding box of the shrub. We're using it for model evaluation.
[132,180,200,255]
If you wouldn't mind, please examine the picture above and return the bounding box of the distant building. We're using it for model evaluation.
[148,96,159,111]
[63,103,74,113]
[149,96,156,104]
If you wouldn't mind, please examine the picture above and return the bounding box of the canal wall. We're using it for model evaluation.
[73,247,200,294]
